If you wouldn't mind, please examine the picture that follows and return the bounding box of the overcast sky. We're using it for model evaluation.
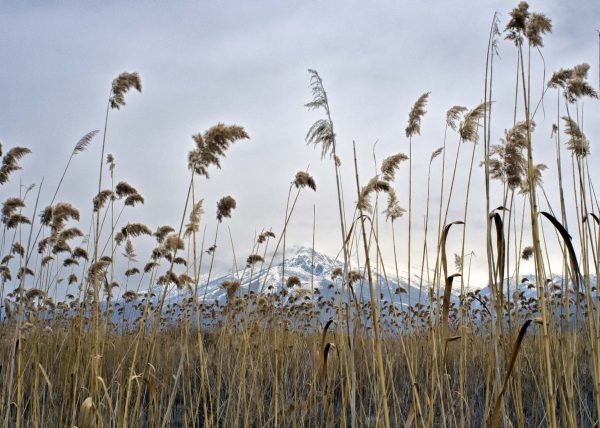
[2,0,599,288]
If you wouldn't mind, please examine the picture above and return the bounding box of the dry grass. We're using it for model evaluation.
[1,2,600,426]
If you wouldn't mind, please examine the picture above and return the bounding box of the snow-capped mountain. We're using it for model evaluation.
[161,245,427,308]
[130,246,596,322]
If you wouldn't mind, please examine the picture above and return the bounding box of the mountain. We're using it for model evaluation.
[123,247,596,324]
[161,245,427,309]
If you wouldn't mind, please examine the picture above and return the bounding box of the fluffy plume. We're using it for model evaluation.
[154,225,175,243]
[52,239,71,254]
[257,230,275,244]
[221,280,241,301]
[458,102,491,143]
[52,203,80,222]
[124,193,144,207]
[306,119,335,159]
[116,223,152,245]
[158,270,180,288]
[1,147,32,185]
[358,177,390,212]
[63,258,78,267]
[123,239,137,262]
[246,254,264,268]
[115,182,138,198]
[144,262,159,273]
[565,64,598,103]
[0,265,11,282]
[305,69,336,159]
[109,72,142,109]
[12,243,25,257]
[39,206,53,226]
[125,267,140,277]
[59,227,83,242]
[522,246,534,260]
[25,288,46,300]
[286,276,302,288]
[93,190,114,212]
[487,122,529,189]
[184,200,204,238]
[349,270,363,284]
[173,256,187,266]
[293,171,317,191]
[6,214,31,229]
[72,130,100,155]
[72,247,89,261]
[405,92,431,138]
[122,290,139,301]
[17,266,35,280]
[548,68,572,89]
[562,116,589,158]
[525,12,552,47]
[164,233,185,251]
[520,163,547,195]
[505,1,530,44]
[2,197,25,224]
[216,196,237,222]
[383,188,406,222]
[430,147,444,163]
[550,64,597,101]
[188,124,249,178]
[107,153,116,173]
[446,106,468,131]
[505,2,552,47]
[381,153,408,182]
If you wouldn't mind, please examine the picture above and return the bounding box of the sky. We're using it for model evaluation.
[1,0,599,289]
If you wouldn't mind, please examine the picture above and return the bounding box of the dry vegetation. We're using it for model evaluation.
[1,2,600,426]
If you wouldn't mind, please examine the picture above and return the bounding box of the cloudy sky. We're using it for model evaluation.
[2,0,599,288]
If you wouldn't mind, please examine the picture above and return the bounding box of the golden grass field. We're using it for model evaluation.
[1,2,600,426]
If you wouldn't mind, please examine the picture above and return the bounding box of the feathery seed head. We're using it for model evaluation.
[405,92,431,138]
[109,72,142,109]
[381,153,408,182]
[293,171,317,191]
[216,196,237,222]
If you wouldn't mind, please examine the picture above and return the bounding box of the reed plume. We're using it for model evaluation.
[383,188,405,222]
[188,124,249,178]
[405,92,431,138]
[2,198,25,224]
[109,72,142,109]
[381,153,408,182]
[72,130,100,155]
[293,171,317,191]
[446,105,467,131]
[184,201,204,238]
[458,101,491,142]
[562,116,589,158]
[286,276,301,288]
[305,70,336,159]
[246,254,264,268]
[357,177,390,212]
[257,230,275,244]
[221,280,241,301]
[0,146,31,185]
[216,196,236,222]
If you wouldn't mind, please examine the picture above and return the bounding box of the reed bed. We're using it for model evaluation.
[1,2,600,426]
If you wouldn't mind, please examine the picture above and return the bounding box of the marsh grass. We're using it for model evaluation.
[1,2,600,427]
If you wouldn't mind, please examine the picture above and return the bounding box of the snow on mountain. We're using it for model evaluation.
[160,245,427,309]
[133,246,596,321]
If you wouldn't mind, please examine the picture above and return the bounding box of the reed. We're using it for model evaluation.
[1,2,600,426]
